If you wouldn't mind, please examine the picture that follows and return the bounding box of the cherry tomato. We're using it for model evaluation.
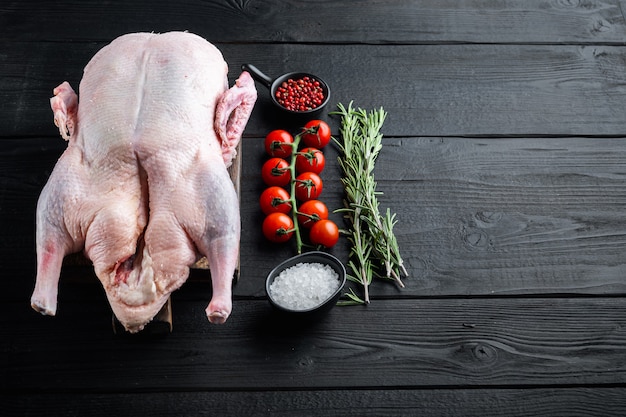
[259,186,292,215]
[295,147,325,175]
[297,199,329,228]
[261,157,291,187]
[263,212,294,243]
[302,120,331,148]
[264,130,294,158]
[309,219,339,248]
[294,172,323,201]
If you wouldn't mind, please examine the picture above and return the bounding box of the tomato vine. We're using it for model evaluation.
[260,120,338,252]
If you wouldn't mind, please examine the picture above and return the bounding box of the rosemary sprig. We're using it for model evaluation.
[332,102,408,304]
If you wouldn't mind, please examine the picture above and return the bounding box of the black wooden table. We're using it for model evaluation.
[2,1,626,416]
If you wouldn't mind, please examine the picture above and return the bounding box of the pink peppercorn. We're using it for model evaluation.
[275,76,325,112]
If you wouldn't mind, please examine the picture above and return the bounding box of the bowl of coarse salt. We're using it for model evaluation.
[266,251,346,320]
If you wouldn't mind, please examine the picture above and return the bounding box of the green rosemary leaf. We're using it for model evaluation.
[337,288,366,306]
[331,101,408,304]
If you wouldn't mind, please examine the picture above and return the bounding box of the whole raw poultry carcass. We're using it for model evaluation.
[30,32,257,332]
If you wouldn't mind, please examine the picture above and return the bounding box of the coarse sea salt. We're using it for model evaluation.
[269,262,340,310]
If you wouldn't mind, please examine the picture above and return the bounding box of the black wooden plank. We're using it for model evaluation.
[238,135,626,298]
[370,136,626,296]
[3,136,625,299]
[4,387,626,417]
[237,43,626,137]
[3,0,626,413]
[2,0,626,44]
[0,138,62,275]
[3,42,626,138]
[3,296,626,391]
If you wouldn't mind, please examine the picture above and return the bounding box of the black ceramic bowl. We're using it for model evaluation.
[242,64,330,116]
[265,251,346,320]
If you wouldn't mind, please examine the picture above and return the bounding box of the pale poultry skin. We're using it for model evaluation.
[30,32,257,332]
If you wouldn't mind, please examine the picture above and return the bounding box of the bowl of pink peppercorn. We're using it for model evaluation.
[242,64,330,115]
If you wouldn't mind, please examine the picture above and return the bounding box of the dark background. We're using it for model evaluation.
[2,1,626,415]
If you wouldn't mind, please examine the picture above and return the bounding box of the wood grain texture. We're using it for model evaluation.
[237,136,626,297]
[3,296,626,392]
[3,135,625,298]
[3,1,626,416]
[3,43,626,137]
[2,0,626,44]
[4,387,626,417]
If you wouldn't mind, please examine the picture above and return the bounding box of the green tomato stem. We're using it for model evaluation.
[286,125,320,254]
[289,132,303,253]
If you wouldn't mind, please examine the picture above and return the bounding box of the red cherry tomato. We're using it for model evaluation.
[261,157,291,187]
[297,199,329,228]
[263,212,294,243]
[302,120,331,148]
[294,172,323,201]
[295,147,325,175]
[259,186,292,215]
[309,219,339,248]
[264,130,294,158]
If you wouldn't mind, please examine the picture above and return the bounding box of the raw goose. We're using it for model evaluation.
[30,32,257,332]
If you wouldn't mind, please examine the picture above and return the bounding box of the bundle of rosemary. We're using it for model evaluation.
[332,102,408,304]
